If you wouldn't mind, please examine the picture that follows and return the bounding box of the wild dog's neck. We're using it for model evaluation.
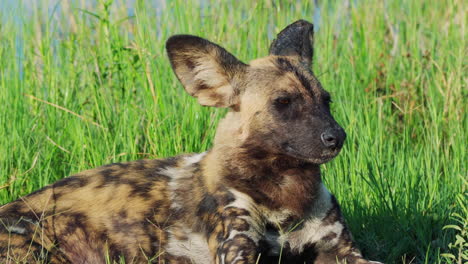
[201,112,323,217]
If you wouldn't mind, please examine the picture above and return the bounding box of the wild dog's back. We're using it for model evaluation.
[0,155,208,263]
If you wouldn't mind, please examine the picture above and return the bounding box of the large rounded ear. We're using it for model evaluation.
[166,35,247,108]
[269,20,314,67]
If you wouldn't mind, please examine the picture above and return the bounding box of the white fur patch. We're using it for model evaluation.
[224,189,263,243]
[295,220,343,250]
[158,166,185,179]
[184,152,207,166]
[219,253,226,264]
[264,209,292,227]
[165,226,212,264]
[231,250,244,263]
[164,168,187,210]
[160,153,206,210]
[7,226,26,234]
[280,184,340,253]
[226,189,254,210]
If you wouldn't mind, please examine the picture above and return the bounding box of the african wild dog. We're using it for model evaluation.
[0,20,382,264]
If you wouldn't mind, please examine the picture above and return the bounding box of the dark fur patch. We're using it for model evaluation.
[195,81,210,91]
[58,212,89,237]
[196,194,219,217]
[103,162,130,169]
[222,207,250,218]
[322,232,338,241]
[184,59,196,71]
[322,195,342,225]
[269,20,314,65]
[275,57,314,94]
[53,176,89,189]
[156,157,180,170]
[223,145,321,216]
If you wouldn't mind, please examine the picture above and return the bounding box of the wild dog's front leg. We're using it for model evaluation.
[286,186,382,264]
[212,206,263,264]
[310,196,383,264]
[199,190,262,264]
[313,210,379,264]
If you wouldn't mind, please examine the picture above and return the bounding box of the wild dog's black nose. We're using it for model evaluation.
[321,131,337,148]
[321,128,346,148]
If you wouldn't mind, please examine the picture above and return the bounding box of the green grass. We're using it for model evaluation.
[0,0,466,263]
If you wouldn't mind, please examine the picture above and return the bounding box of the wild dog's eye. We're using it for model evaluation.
[275,97,291,105]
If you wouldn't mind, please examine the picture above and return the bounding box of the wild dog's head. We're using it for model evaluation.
[166,20,346,164]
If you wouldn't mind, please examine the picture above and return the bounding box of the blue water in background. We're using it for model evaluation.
[0,0,330,30]
[0,0,138,80]
[0,0,361,80]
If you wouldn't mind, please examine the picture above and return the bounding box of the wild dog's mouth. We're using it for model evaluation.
[283,144,341,164]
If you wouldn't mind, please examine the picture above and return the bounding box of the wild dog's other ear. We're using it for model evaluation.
[166,35,247,108]
[269,20,314,67]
